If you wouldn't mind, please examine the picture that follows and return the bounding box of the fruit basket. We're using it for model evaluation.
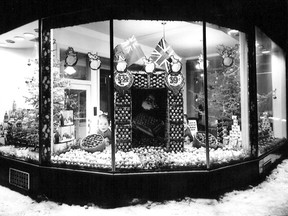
[194,131,218,149]
[80,134,106,152]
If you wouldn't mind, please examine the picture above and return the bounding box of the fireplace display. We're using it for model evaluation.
[114,71,185,152]
[132,89,167,148]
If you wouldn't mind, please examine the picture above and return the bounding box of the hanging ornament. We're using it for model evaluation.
[170,55,182,73]
[116,56,127,72]
[65,47,78,67]
[165,57,184,95]
[88,52,101,70]
[143,57,156,74]
[114,57,133,92]
[217,44,239,68]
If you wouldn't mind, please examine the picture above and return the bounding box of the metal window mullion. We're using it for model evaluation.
[38,18,43,165]
[110,19,116,172]
[203,21,210,169]
[248,25,258,157]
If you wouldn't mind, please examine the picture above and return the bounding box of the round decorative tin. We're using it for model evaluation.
[114,70,134,91]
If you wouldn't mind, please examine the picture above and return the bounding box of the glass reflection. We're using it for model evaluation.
[0,21,39,162]
[256,27,287,155]
[50,21,112,170]
[206,24,250,167]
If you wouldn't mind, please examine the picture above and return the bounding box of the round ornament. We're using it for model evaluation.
[170,55,182,73]
[116,57,128,72]
[65,47,78,66]
[143,57,156,74]
[88,52,101,70]
[165,73,185,94]
[114,70,134,91]
[222,56,234,67]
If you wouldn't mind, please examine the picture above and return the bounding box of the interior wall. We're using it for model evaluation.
[53,25,154,59]
[0,47,36,122]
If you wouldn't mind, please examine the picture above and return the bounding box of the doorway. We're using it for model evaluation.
[65,84,91,140]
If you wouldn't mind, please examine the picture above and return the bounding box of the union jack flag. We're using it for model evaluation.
[114,35,145,66]
[150,38,177,72]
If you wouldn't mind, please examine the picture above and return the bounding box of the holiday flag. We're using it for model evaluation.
[114,35,145,66]
[150,38,179,72]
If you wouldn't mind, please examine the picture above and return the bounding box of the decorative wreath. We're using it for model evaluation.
[217,44,239,68]
[65,47,78,67]
[88,52,101,70]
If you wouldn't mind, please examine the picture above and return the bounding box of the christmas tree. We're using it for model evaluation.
[195,44,241,124]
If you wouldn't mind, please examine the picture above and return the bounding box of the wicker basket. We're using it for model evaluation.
[193,131,218,149]
[80,134,106,152]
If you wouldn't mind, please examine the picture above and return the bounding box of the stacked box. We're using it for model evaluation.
[150,73,165,88]
[258,112,273,145]
[169,105,183,122]
[114,91,132,151]
[115,124,132,151]
[133,73,148,88]
[228,115,242,149]
[115,91,131,106]
[168,90,184,152]
[261,112,273,135]
[115,106,131,124]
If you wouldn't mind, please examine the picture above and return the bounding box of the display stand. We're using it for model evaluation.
[53,110,75,153]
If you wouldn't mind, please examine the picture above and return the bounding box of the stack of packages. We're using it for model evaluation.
[228,115,242,149]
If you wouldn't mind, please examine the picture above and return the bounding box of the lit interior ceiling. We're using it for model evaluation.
[81,20,239,58]
[0,20,239,59]
[0,21,38,48]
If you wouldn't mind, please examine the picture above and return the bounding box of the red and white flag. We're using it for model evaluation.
[150,38,179,72]
[114,35,145,66]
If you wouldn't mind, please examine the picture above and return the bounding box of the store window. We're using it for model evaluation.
[50,21,112,170]
[0,20,39,162]
[186,23,251,168]
[113,20,207,171]
[205,24,250,167]
[256,27,287,155]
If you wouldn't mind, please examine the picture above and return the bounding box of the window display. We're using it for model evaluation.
[43,19,286,171]
[256,27,287,155]
[0,21,39,162]
[50,21,113,169]
[48,20,258,171]
[204,24,251,167]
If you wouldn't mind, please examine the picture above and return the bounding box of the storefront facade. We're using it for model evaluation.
[0,0,287,207]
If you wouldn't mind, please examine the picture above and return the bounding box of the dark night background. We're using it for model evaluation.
[0,0,287,51]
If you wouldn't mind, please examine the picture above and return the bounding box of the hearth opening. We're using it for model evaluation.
[132,88,167,147]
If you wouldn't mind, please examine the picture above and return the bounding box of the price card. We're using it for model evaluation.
[188,119,198,136]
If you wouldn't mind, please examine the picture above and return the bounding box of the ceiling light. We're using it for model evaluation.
[261,50,271,54]
[6,39,15,43]
[14,36,25,41]
[23,32,35,38]
[227,29,239,36]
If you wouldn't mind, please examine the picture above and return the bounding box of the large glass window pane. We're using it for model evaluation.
[256,27,287,155]
[0,21,39,162]
[206,24,250,167]
[113,20,206,171]
[50,21,112,170]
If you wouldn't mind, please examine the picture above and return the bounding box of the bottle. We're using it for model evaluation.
[4,112,8,123]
